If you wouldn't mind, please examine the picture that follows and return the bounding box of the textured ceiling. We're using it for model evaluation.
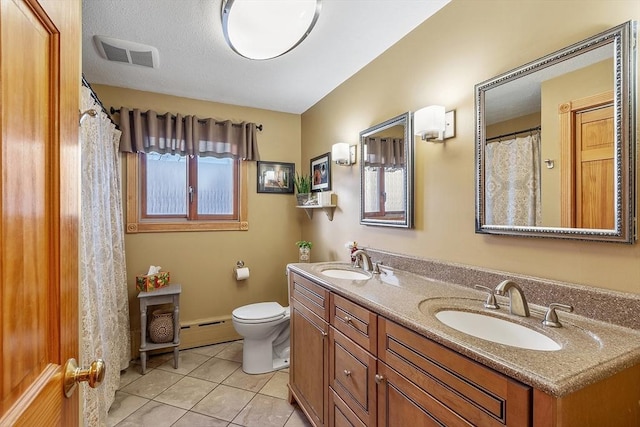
[82,0,450,114]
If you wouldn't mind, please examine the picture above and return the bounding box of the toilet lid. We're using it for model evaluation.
[233,302,286,322]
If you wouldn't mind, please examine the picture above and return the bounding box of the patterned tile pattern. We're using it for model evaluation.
[107,341,311,427]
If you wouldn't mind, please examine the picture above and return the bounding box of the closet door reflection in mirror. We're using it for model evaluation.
[360,112,413,228]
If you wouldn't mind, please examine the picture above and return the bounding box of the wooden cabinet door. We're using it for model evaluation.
[291,298,329,426]
[377,362,473,427]
[0,0,81,425]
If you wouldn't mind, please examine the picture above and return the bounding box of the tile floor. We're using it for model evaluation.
[107,341,312,427]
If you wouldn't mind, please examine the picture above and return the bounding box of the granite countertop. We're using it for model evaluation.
[288,262,640,398]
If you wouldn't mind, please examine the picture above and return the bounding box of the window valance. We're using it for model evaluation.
[363,137,405,168]
[118,107,260,161]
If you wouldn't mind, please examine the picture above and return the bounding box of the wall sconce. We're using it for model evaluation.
[414,105,456,142]
[331,142,357,166]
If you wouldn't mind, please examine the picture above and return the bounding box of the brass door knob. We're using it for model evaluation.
[64,358,106,398]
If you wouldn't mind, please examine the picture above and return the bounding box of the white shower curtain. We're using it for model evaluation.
[485,133,542,226]
[80,86,131,426]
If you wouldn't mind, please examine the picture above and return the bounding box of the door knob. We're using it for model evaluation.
[63,358,106,398]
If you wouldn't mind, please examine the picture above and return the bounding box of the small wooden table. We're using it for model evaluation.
[137,284,181,374]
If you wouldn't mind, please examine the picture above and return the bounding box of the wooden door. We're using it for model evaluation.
[559,91,614,228]
[0,0,80,425]
[575,105,615,228]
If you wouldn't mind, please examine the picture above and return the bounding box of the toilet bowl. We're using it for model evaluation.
[232,301,290,374]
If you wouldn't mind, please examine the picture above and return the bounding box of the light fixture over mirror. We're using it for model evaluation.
[222,0,322,60]
[414,105,455,142]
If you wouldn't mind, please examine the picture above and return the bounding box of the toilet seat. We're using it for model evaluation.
[232,302,287,324]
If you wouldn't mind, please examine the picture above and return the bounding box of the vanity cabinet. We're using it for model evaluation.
[289,272,330,427]
[290,271,531,427]
[289,269,640,426]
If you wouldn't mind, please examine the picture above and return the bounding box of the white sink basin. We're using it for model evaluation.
[321,268,371,280]
[435,310,561,351]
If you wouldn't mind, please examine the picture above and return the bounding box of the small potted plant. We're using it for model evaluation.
[294,173,314,206]
[296,240,313,262]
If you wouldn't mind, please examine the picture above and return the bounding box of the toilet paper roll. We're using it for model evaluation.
[235,267,250,280]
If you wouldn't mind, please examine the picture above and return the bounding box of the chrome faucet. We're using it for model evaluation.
[352,249,373,272]
[494,280,530,317]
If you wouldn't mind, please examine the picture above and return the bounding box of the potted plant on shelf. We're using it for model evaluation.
[296,240,313,262]
[294,173,315,206]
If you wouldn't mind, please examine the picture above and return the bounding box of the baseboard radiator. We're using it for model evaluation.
[130,314,241,359]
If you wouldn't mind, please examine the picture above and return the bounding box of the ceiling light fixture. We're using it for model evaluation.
[222,0,322,60]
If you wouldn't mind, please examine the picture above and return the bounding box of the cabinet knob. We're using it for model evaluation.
[343,370,351,377]
[321,331,328,337]
[375,374,385,384]
[344,316,352,323]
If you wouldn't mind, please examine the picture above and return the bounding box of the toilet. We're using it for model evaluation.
[231,301,290,374]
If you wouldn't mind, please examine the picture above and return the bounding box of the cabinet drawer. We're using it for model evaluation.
[378,318,531,427]
[329,389,367,427]
[331,293,377,355]
[329,328,376,426]
[290,272,329,321]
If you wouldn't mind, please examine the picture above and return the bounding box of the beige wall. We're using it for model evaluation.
[485,112,540,140]
[300,0,640,295]
[92,85,302,330]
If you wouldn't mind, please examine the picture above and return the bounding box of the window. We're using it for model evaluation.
[363,166,405,218]
[126,152,248,233]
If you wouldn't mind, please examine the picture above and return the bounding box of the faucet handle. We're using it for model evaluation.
[474,285,500,310]
[372,262,381,274]
[542,303,574,328]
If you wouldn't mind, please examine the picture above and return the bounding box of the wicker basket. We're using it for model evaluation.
[148,309,174,343]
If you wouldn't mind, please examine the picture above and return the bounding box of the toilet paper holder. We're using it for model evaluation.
[234,261,250,281]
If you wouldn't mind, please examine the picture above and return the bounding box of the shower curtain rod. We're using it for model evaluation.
[81,74,118,129]
[486,125,541,142]
[109,107,263,131]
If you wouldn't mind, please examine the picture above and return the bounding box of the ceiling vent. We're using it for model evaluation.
[93,35,159,69]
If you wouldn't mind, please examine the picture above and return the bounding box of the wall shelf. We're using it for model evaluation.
[296,205,337,221]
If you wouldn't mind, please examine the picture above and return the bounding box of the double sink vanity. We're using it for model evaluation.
[287,261,640,427]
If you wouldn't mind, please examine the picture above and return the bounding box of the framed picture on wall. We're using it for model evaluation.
[310,152,331,192]
[257,161,295,193]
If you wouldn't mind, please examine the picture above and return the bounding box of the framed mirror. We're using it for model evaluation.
[475,21,636,243]
[360,112,414,228]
